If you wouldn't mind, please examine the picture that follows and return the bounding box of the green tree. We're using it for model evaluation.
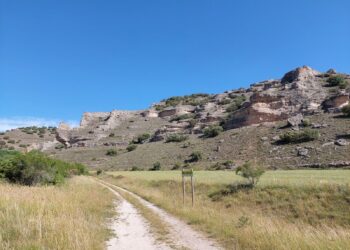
[235,162,265,186]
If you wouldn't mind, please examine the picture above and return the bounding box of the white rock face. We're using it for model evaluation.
[80,110,138,130]
[80,112,110,128]
[281,66,320,84]
[100,110,138,130]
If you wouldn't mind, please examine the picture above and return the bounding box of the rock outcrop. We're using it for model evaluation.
[225,66,337,129]
[52,66,349,145]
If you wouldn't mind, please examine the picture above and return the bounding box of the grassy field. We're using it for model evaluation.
[107,169,350,186]
[0,176,115,250]
[102,170,350,249]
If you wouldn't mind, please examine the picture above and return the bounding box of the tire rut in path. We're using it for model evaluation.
[99,180,222,250]
[99,182,170,250]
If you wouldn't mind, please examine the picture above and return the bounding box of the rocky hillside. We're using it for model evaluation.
[1,66,349,170]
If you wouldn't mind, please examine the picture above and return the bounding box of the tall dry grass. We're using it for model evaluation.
[102,172,350,250]
[0,176,115,250]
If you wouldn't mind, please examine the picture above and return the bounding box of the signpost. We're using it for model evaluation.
[182,169,194,207]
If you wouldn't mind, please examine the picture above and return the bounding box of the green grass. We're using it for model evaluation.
[107,170,350,186]
[102,170,350,249]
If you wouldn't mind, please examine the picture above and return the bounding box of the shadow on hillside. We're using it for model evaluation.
[209,182,253,201]
[336,134,350,139]
[333,114,350,119]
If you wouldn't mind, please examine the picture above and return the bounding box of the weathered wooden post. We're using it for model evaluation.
[181,168,194,207]
[182,174,185,205]
[191,174,194,207]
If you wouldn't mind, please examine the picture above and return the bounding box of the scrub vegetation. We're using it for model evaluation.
[0,176,115,250]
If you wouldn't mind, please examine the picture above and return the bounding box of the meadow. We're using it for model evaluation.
[107,169,350,186]
[0,176,115,250]
[103,170,350,249]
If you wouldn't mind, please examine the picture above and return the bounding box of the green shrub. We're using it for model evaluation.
[55,144,65,150]
[38,128,46,134]
[210,160,235,170]
[327,76,348,89]
[0,150,86,185]
[170,113,195,122]
[149,162,161,171]
[130,166,141,171]
[159,93,210,108]
[171,162,181,170]
[341,104,350,117]
[226,95,246,113]
[203,125,223,138]
[166,133,188,143]
[19,144,27,148]
[126,144,137,152]
[302,119,311,127]
[109,133,115,137]
[3,136,9,140]
[106,149,117,156]
[236,162,265,186]
[7,140,15,144]
[133,133,150,144]
[96,169,103,175]
[187,119,198,128]
[188,151,202,162]
[279,129,320,143]
[218,98,232,105]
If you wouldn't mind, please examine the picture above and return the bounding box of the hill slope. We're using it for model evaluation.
[1,66,349,170]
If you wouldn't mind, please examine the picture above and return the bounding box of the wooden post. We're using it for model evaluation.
[191,175,194,207]
[182,168,194,207]
[182,175,185,205]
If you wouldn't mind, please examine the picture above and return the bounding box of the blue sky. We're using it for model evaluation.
[1,0,349,130]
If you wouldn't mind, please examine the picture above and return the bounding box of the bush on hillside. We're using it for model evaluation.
[126,144,137,152]
[209,160,235,170]
[188,151,202,162]
[170,113,195,122]
[171,162,181,170]
[130,166,141,171]
[302,119,311,127]
[165,133,188,143]
[279,129,320,144]
[133,133,150,144]
[0,150,86,186]
[155,94,211,110]
[236,162,265,187]
[203,125,223,138]
[149,162,161,171]
[341,104,350,117]
[55,144,65,150]
[226,95,246,113]
[327,75,348,89]
[106,149,117,156]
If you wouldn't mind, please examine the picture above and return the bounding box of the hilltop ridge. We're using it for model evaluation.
[1,66,349,170]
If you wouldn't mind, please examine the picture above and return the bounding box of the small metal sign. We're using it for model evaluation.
[181,169,195,207]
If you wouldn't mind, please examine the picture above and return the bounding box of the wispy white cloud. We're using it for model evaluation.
[0,117,79,132]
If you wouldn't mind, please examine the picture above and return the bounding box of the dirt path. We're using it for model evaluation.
[99,183,170,250]
[99,180,222,250]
